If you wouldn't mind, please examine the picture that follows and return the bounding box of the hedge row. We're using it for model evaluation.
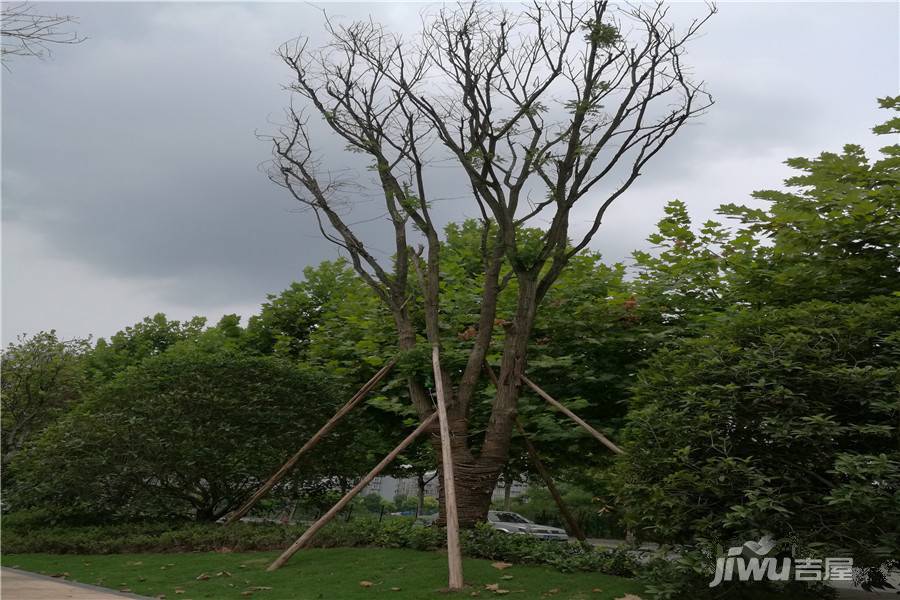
[1,517,636,577]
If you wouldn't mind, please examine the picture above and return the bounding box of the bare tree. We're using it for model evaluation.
[267,0,714,525]
[1,2,83,63]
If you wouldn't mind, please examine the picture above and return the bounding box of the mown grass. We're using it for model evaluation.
[4,547,645,599]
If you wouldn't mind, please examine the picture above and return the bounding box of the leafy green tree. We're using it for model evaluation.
[1,331,90,471]
[361,493,392,514]
[631,200,734,332]
[521,252,648,485]
[256,223,646,493]
[631,96,900,325]
[12,350,343,522]
[612,298,900,567]
[611,99,900,588]
[85,313,207,382]
[393,495,420,514]
[257,222,650,513]
[719,96,900,306]
[245,261,374,359]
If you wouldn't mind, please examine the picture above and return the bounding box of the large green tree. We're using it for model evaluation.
[719,98,900,306]
[1,331,90,472]
[614,299,899,557]
[254,222,648,508]
[85,313,207,383]
[611,97,900,588]
[12,350,344,522]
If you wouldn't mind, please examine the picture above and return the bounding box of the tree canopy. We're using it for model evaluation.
[610,97,900,584]
[1,331,90,472]
[11,350,346,522]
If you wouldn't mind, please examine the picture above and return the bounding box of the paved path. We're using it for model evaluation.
[1,568,152,600]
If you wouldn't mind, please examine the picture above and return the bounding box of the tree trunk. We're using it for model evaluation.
[436,448,498,527]
[395,246,543,528]
[450,275,539,523]
[416,473,426,517]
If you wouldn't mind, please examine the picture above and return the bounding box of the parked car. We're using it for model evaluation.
[487,510,569,541]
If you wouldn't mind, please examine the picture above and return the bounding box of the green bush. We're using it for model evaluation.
[461,523,635,576]
[1,517,633,577]
[9,351,347,522]
[611,297,900,568]
[638,549,835,600]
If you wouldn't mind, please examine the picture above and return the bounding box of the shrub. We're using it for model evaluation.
[1,517,634,577]
[9,352,345,522]
[611,298,900,570]
[638,548,835,600]
[460,523,635,576]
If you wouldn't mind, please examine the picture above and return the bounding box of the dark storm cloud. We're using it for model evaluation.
[2,1,898,344]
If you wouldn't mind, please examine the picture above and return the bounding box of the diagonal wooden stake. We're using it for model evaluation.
[482,362,622,455]
[520,374,624,455]
[267,411,439,571]
[514,418,587,542]
[432,344,464,590]
[225,358,398,526]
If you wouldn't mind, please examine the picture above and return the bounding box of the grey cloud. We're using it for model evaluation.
[2,1,897,344]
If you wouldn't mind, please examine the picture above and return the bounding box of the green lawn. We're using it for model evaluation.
[4,548,644,599]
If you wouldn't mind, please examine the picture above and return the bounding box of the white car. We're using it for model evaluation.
[487,510,569,541]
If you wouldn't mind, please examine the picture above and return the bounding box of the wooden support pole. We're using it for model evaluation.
[226,358,398,525]
[520,374,624,455]
[432,344,464,591]
[267,411,438,571]
[514,418,587,542]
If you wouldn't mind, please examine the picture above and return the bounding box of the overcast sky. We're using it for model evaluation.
[2,1,897,345]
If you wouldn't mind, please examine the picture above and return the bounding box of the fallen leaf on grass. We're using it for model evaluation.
[216,571,232,577]
[390,587,402,591]
[500,575,513,580]
[591,589,603,593]
[614,595,643,600]
[485,584,500,591]
[196,573,210,581]
[491,562,513,570]
[359,580,375,588]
